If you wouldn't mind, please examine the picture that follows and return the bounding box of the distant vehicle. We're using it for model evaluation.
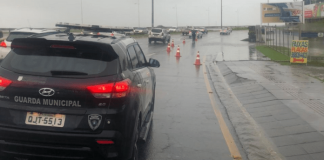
[182,27,194,36]
[168,27,180,32]
[198,27,208,34]
[148,28,171,44]
[189,30,203,39]
[134,27,149,34]
[124,29,135,35]
[227,28,232,33]
[220,28,231,35]
[0,28,57,60]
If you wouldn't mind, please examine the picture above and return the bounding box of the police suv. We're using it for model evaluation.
[0,23,159,160]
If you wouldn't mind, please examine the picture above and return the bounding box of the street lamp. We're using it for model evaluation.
[205,8,210,26]
[135,0,140,27]
[80,0,84,24]
[172,6,178,27]
[236,9,239,27]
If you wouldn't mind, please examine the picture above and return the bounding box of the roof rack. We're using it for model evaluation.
[56,22,133,33]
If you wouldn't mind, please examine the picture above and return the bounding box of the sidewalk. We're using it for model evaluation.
[206,57,324,160]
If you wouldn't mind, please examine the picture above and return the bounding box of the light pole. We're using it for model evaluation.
[80,0,84,24]
[138,0,140,27]
[236,9,239,27]
[206,8,210,26]
[173,6,178,27]
[135,0,140,27]
[221,0,222,28]
[152,0,154,28]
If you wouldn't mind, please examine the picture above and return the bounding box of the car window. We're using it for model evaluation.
[127,46,139,69]
[6,32,36,42]
[152,29,162,33]
[1,41,118,77]
[134,44,146,67]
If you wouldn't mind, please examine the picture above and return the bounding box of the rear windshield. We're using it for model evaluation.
[152,29,162,33]
[1,41,119,77]
[6,32,36,42]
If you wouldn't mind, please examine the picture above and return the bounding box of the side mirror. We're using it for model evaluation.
[149,58,160,68]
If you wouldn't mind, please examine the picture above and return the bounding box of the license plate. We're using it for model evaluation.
[25,112,65,127]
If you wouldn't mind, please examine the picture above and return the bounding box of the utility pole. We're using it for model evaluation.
[138,0,140,27]
[208,8,210,26]
[176,6,178,27]
[81,0,84,24]
[236,9,239,26]
[221,0,222,28]
[152,0,154,28]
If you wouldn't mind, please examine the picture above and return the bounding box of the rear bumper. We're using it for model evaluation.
[0,126,123,160]
[148,36,164,41]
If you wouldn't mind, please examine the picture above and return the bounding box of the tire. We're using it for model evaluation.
[128,120,139,160]
[149,39,152,44]
[163,38,167,44]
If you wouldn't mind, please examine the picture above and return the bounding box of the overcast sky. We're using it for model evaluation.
[0,0,300,28]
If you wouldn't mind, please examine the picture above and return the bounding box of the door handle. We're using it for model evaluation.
[137,84,142,88]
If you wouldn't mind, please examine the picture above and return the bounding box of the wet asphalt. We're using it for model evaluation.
[136,31,254,160]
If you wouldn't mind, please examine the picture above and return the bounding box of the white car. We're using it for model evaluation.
[0,28,57,60]
[220,29,231,35]
[133,27,148,34]
[168,28,179,32]
[148,28,171,44]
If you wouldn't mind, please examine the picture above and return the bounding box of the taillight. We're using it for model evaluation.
[0,76,12,91]
[96,140,114,144]
[87,79,131,99]
[0,41,7,48]
[189,31,191,33]
[110,33,114,36]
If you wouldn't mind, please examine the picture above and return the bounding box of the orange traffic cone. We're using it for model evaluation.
[183,39,186,44]
[194,51,201,65]
[166,43,171,52]
[175,45,181,57]
[171,40,175,48]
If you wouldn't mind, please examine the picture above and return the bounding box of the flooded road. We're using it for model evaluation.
[135,31,256,160]
[136,30,324,160]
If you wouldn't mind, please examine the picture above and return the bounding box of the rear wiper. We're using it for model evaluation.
[50,70,88,76]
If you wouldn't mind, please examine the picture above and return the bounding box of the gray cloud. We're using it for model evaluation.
[0,0,298,28]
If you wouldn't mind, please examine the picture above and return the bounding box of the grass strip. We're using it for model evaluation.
[256,45,290,61]
[257,45,324,67]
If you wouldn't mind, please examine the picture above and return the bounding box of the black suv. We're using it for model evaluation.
[0,24,159,160]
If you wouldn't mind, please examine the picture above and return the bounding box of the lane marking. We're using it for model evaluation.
[145,53,156,57]
[202,56,242,160]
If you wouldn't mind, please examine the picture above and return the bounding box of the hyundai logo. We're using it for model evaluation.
[39,88,55,97]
